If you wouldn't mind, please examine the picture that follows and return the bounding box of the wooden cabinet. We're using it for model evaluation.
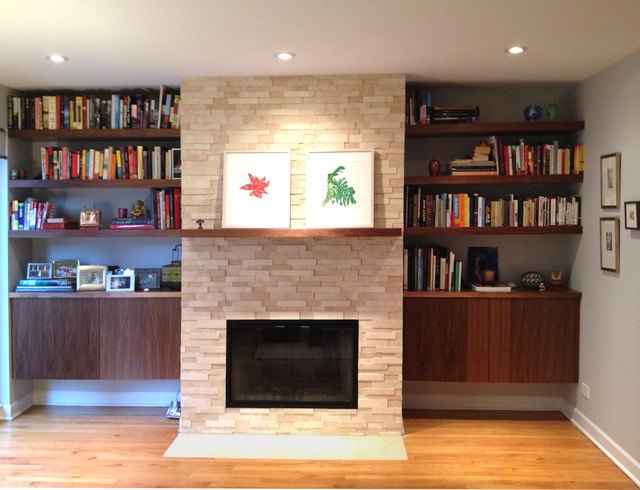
[403,291,580,383]
[11,294,180,379]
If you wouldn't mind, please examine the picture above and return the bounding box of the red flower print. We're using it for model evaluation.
[240,173,270,198]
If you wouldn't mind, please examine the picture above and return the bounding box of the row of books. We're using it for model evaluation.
[40,145,181,180]
[403,245,462,291]
[405,189,581,228]
[10,199,54,230]
[405,89,480,126]
[485,137,584,176]
[151,188,182,230]
[7,86,180,130]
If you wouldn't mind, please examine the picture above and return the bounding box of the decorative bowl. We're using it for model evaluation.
[521,271,545,289]
[524,105,543,122]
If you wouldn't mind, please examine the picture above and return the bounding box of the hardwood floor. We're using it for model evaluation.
[0,406,635,488]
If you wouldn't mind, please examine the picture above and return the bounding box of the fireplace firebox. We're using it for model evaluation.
[226,320,358,409]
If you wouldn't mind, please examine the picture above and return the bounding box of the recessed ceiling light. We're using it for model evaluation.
[505,46,526,55]
[275,52,295,61]
[48,54,68,63]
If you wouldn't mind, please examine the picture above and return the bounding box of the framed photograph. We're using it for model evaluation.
[600,153,621,208]
[170,148,181,179]
[106,273,135,292]
[305,149,374,228]
[26,262,52,279]
[135,268,162,291]
[53,259,80,279]
[467,247,499,285]
[79,208,101,228]
[222,150,291,228]
[624,201,640,229]
[77,265,107,291]
[600,217,620,272]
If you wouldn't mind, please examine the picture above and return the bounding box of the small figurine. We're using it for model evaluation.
[196,219,204,230]
[130,199,148,219]
[547,102,559,122]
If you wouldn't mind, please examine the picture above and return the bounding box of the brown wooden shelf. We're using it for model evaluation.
[405,121,584,138]
[181,227,403,238]
[405,174,583,186]
[403,288,582,299]
[9,229,182,238]
[8,178,180,189]
[8,128,180,141]
[403,225,582,236]
[9,291,181,299]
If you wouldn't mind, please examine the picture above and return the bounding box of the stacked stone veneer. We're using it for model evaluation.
[180,75,405,435]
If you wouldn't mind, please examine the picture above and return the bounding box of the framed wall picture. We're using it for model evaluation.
[53,259,80,279]
[624,201,640,229]
[600,217,620,272]
[26,262,52,279]
[77,265,107,291]
[222,150,291,228]
[305,149,374,228]
[106,273,135,292]
[600,153,621,208]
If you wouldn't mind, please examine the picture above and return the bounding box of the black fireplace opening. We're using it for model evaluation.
[226,320,358,409]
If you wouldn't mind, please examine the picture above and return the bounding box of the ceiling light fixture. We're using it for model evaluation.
[48,54,68,63]
[275,52,295,61]
[505,46,526,55]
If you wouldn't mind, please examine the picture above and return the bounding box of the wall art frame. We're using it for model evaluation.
[624,201,640,229]
[600,152,621,208]
[305,149,374,228]
[222,150,291,228]
[600,217,620,272]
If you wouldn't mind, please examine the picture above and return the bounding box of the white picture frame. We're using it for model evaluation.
[305,149,374,228]
[106,272,135,292]
[222,150,291,228]
[600,153,621,208]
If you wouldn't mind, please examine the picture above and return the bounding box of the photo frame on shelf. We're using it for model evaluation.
[135,268,162,291]
[466,247,499,285]
[222,150,291,228]
[106,272,135,292]
[53,259,80,279]
[26,262,52,279]
[600,153,621,208]
[77,265,107,291]
[305,149,374,228]
[600,217,620,272]
[624,201,640,229]
[79,207,101,228]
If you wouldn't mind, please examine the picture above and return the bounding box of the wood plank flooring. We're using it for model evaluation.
[0,406,635,488]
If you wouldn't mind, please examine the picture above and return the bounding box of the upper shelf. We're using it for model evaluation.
[405,121,585,138]
[405,174,583,186]
[8,178,180,189]
[8,128,180,141]
[181,228,403,238]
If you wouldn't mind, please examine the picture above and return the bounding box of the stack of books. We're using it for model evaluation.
[449,159,498,176]
[110,217,154,230]
[43,217,78,230]
[15,278,75,292]
[430,105,479,124]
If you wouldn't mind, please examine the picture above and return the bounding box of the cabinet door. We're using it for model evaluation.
[490,298,580,382]
[12,298,100,379]
[403,297,489,382]
[99,298,180,379]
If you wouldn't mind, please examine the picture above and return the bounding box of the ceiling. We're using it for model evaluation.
[2,0,640,89]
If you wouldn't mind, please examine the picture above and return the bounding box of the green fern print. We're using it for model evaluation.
[322,166,357,207]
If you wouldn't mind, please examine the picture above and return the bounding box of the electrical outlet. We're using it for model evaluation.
[581,382,590,400]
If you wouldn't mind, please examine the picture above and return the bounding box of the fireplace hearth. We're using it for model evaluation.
[226,320,358,409]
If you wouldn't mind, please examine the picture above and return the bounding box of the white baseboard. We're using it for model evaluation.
[0,392,34,420]
[403,393,564,411]
[33,389,177,407]
[561,400,640,487]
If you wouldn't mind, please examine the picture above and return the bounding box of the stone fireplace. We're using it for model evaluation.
[180,74,405,435]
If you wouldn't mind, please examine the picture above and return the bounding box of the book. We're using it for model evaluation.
[43,221,78,230]
[109,224,154,230]
[470,282,512,292]
[19,279,75,286]
[15,285,75,292]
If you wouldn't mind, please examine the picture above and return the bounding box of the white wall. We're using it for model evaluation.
[567,49,640,478]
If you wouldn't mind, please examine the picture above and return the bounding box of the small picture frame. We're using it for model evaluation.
[26,262,52,279]
[170,148,181,179]
[135,268,162,291]
[624,201,640,229]
[77,265,107,291]
[600,217,620,272]
[106,273,135,292]
[80,208,101,228]
[600,153,621,208]
[53,259,80,279]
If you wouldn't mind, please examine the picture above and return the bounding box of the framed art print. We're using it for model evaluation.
[600,153,621,208]
[600,217,620,272]
[305,149,374,228]
[624,201,640,229]
[222,150,291,228]
[27,262,52,279]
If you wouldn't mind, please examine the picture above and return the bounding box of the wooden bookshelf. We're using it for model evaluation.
[405,174,583,186]
[8,128,180,141]
[9,229,182,238]
[405,121,585,138]
[403,225,582,236]
[9,291,181,299]
[403,288,582,299]
[8,178,181,189]
[181,228,402,238]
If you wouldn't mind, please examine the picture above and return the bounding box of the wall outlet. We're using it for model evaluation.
[581,382,590,400]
